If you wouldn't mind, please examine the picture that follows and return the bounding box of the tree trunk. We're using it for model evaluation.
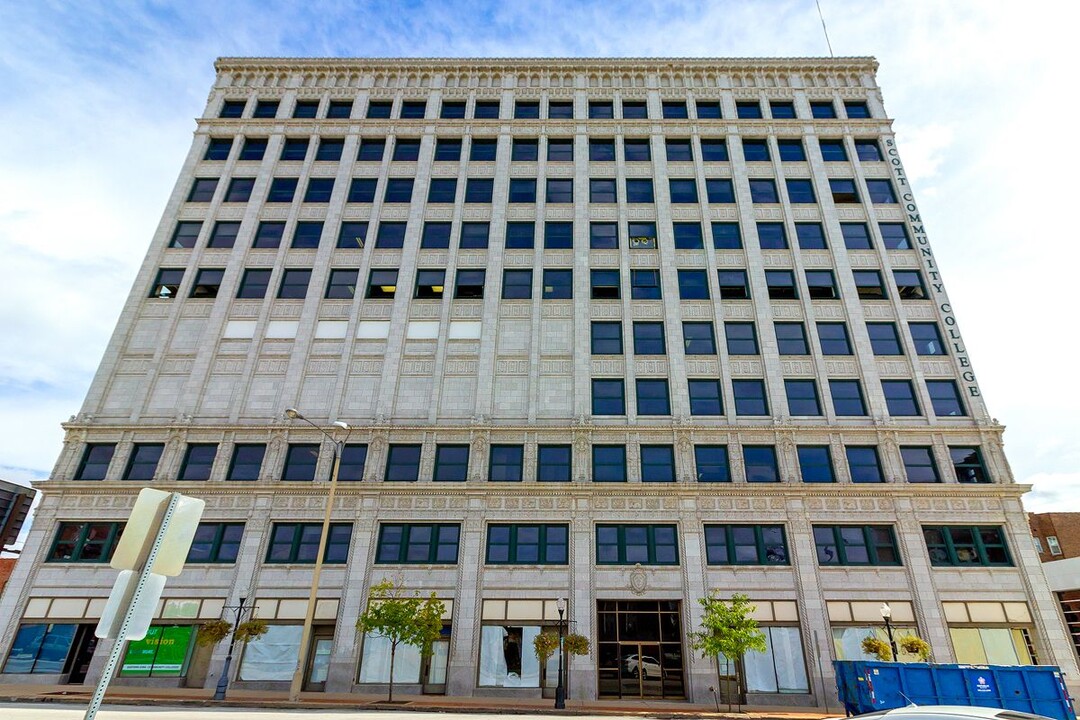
[388,642,396,702]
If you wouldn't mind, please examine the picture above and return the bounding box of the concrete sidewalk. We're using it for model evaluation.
[0,683,835,718]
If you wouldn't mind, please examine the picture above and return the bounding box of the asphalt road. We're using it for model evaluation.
[1,707,650,720]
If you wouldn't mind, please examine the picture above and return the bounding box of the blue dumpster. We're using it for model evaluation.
[834,661,1076,720]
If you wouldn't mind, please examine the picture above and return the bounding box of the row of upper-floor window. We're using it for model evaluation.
[218,96,874,122]
[46,518,1008,569]
[202,134,884,164]
[74,438,987,485]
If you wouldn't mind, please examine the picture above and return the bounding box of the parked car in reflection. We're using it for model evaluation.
[623,654,663,679]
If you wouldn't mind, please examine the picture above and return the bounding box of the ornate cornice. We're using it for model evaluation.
[214,56,878,72]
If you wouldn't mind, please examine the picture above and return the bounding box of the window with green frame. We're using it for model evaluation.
[813,525,901,566]
[486,524,568,564]
[704,524,789,565]
[595,524,679,565]
[376,523,460,564]
[186,522,244,563]
[923,526,1012,567]
[47,522,124,563]
[264,522,351,564]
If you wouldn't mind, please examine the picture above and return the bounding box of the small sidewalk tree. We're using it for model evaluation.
[356,579,445,702]
[690,592,767,712]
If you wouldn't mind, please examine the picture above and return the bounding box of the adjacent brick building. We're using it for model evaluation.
[1029,512,1080,664]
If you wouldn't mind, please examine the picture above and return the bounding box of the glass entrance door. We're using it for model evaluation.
[421,638,449,694]
[304,636,333,691]
[597,600,684,699]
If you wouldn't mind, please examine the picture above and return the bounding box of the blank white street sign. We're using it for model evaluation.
[95,569,165,641]
[111,488,205,576]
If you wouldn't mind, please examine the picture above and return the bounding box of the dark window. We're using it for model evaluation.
[416,269,446,299]
[855,140,883,161]
[589,101,613,119]
[514,100,539,119]
[590,222,618,249]
[775,322,809,355]
[385,444,421,481]
[179,444,217,481]
[542,269,573,299]
[911,323,946,354]
[282,444,320,481]
[202,222,235,248]
[880,223,911,249]
[733,380,769,416]
[725,322,759,355]
[400,101,427,119]
[470,138,497,161]
[677,270,710,299]
[512,139,538,161]
[795,223,827,249]
[743,446,779,482]
[47,522,122,563]
[633,322,665,355]
[427,178,457,203]
[665,139,693,162]
[718,270,750,299]
[303,178,334,203]
[777,139,805,161]
[901,447,939,483]
[455,269,485,299]
[238,138,265,161]
[706,178,735,204]
[266,523,351,564]
[592,379,626,416]
[882,380,922,416]
[705,525,789,565]
[625,179,654,203]
[338,445,367,481]
[866,180,898,204]
[682,322,716,355]
[750,179,779,203]
[592,445,627,482]
[253,99,279,118]
[150,269,184,299]
[265,177,296,203]
[868,323,904,355]
[383,178,413,203]
[622,101,648,119]
[187,522,244,563]
[433,445,469,482]
[219,100,245,118]
[688,379,723,416]
[829,178,859,204]
[846,447,884,483]
[367,269,399,299]
[810,101,836,119]
[227,444,265,481]
[669,179,698,204]
[420,222,451,249]
[766,270,797,299]
[786,179,817,204]
[236,269,272,299]
[798,446,835,483]
[695,100,722,119]
[590,269,620,300]
[596,524,678,565]
[190,268,224,298]
[894,270,927,299]
[347,178,377,203]
[924,526,1011,567]
[548,101,573,119]
[376,523,459,564]
[474,100,500,119]
[544,221,573,248]
[277,269,311,299]
[187,178,217,202]
[830,379,868,416]
[785,379,822,416]
[700,139,728,161]
[819,139,848,162]
[486,524,568,564]
[315,138,344,162]
[538,445,572,482]
[323,99,350,118]
[736,101,762,119]
[589,178,616,203]
[661,101,688,119]
[460,222,490,248]
[280,138,309,161]
[817,322,852,355]
[951,447,989,483]
[502,269,532,299]
[505,222,534,248]
[770,101,796,119]
[434,138,462,161]
[591,322,623,354]
[630,269,662,299]
[392,139,421,161]
[291,221,323,249]
[171,221,202,248]
[76,443,115,480]
[814,525,901,566]
[367,101,393,118]
[546,179,573,203]
[464,178,493,203]
[548,138,574,161]
[845,101,871,118]
[337,221,368,249]
[841,223,872,249]
[357,138,385,162]
[854,270,887,299]
[743,139,770,162]
[589,139,616,161]
[757,222,788,250]
[325,269,359,299]
[695,446,731,483]
[927,380,966,417]
[508,178,536,203]
[623,138,651,161]
[640,445,676,482]
[488,445,525,482]
[712,222,742,249]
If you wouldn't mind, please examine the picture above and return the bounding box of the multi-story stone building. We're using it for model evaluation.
[1,57,1075,705]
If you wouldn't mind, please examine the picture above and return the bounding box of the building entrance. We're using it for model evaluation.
[597,600,684,699]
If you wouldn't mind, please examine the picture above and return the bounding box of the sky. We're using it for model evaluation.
[0,0,1076,511]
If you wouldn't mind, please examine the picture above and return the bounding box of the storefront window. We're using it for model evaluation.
[120,625,194,677]
[3,623,77,674]
[238,625,302,680]
[478,625,559,687]
[832,626,920,662]
[358,633,422,683]
[743,626,808,693]
[951,627,1033,664]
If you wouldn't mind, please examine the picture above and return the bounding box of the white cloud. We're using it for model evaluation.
[1022,473,1080,514]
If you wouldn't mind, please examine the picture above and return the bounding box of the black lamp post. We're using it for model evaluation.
[880,602,899,660]
[213,596,250,701]
[555,597,567,709]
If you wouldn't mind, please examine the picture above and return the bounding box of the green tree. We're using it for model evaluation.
[356,579,445,702]
[690,592,767,712]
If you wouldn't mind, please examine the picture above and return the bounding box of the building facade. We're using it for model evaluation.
[1,57,1075,704]
[1029,512,1080,665]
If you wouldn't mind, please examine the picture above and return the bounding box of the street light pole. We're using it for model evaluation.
[285,408,352,702]
[880,602,898,660]
[555,597,567,709]
[213,596,249,701]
